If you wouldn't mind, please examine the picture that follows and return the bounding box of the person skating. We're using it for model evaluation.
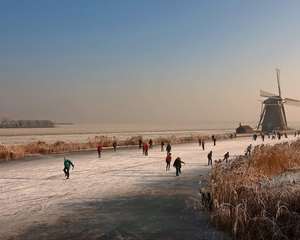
[201,140,205,150]
[166,143,171,155]
[143,143,149,156]
[165,153,172,171]
[173,157,185,176]
[207,151,212,166]
[261,133,265,142]
[198,137,202,146]
[252,134,258,141]
[161,141,165,151]
[245,144,252,156]
[149,139,153,149]
[212,135,216,146]
[97,143,102,158]
[63,157,74,179]
[223,152,229,163]
[142,143,146,155]
[113,140,117,152]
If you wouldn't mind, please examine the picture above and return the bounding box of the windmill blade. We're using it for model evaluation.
[284,98,300,107]
[276,68,281,97]
[260,89,280,99]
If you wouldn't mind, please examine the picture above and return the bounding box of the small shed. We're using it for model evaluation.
[236,123,253,134]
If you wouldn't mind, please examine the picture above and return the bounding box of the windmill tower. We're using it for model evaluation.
[257,69,300,132]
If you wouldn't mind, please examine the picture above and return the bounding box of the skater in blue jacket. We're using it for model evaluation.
[113,140,118,152]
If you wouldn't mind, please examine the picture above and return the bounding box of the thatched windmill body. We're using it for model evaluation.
[257,69,300,132]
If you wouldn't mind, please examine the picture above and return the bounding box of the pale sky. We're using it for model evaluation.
[1,0,300,125]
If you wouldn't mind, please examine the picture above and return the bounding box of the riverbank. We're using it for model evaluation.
[0,132,236,161]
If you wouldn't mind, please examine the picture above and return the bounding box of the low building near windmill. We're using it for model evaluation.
[236,123,253,134]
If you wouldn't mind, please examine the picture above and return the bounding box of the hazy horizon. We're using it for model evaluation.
[1,1,300,125]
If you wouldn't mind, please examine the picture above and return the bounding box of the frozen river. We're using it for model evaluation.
[0,134,295,239]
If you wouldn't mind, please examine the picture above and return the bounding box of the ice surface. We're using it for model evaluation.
[0,132,297,239]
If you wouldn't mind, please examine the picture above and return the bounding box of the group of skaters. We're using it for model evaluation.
[162,142,186,176]
[206,151,230,166]
[140,138,187,177]
[271,131,288,140]
[62,136,229,179]
[199,135,224,166]
[253,131,291,141]
[139,139,153,149]
[64,133,248,179]
[63,130,300,179]
[165,152,185,176]
[64,133,251,179]
[138,139,185,177]
[138,139,153,156]
[202,134,253,166]
[97,140,118,158]
[161,141,184,176]
[198,135,217,151]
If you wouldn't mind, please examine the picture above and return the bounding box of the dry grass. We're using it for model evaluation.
[209,139,300,239]
[0,133,230,161]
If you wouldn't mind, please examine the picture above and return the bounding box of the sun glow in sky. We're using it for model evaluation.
[1,0,300,125]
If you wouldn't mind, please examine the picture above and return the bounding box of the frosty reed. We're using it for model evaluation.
[209,139,300,239]
[0,133,229,160]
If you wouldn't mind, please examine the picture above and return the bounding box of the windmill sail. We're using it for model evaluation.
[260,89,280,99]
[285,98,300,107]
[276,68,281,97]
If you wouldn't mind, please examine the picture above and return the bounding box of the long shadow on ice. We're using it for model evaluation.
[11,166,232,240]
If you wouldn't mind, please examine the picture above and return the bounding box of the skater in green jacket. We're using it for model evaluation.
[63,157,74,179]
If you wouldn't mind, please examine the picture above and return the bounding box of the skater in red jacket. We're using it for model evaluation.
[165,153,172,171]
[97,144,103,158]
[143,143,149,156]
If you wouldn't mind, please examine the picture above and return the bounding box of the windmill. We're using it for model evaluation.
[257,68,300,132]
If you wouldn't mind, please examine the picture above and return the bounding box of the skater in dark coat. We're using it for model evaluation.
[63,157,74,179]
[201,140,205,150]
[212,135,216,146]
[149,139,153,149]
[161,141,165,152]
[207,151,212,166]
[173,157,185,176]
[223,152,229,163]
[166,143,171,155]
[245,144,252,156]
[261,133,265,142]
